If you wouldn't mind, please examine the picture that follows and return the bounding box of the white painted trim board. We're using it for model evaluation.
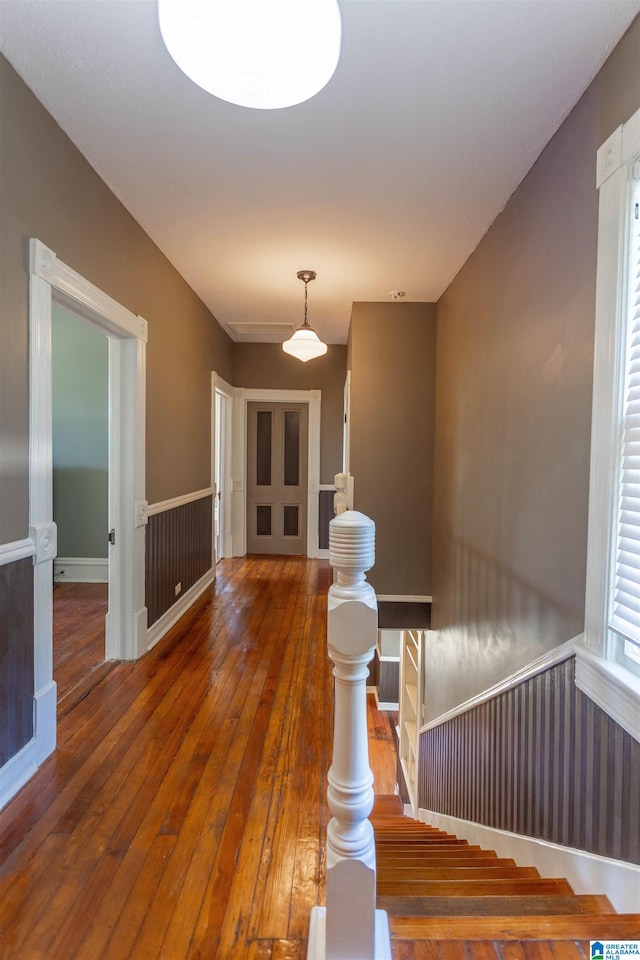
[54,557,108,583]
[0,539,35,565]
[377,594,432,603]
[231,387,321,558]
[147,487,213,517]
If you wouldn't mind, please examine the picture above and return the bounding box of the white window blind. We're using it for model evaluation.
[611,169,640,662]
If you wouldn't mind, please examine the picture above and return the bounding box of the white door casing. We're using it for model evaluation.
[212,372,233,561]
[29,238,148,765]
[246,401,309,555]
[231,388,321,558]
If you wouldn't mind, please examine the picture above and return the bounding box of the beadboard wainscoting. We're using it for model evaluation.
[419,655,640,870]
[318,485,335,556]
[0,553,35,769]
[145,492,214,644]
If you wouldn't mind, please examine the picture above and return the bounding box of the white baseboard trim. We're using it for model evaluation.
[54,557,108,583]
[373,687,399,711]
[376,594,432,603]
[146,567,215,652]
[34,680,57,764]
[134,606,149,659]
[317,548,330,559]
[420,808,640,914]
[0,739,38,811]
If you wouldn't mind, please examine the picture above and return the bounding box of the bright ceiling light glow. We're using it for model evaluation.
[158,0,342,110]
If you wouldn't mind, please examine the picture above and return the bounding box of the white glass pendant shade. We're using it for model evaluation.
[158,0,342,110]
[282,326,328,362]
[283,269,327,361]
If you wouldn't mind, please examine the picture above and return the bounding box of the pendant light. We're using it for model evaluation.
[283,271,328,362]
[158,0,342,111]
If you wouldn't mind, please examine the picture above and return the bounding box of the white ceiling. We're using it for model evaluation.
[1,0,639,344]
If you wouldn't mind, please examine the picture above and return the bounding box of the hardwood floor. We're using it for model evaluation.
[53,581,108,706]
[1,556,394,959]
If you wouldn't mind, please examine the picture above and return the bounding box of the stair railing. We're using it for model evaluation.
[307,510,392,960]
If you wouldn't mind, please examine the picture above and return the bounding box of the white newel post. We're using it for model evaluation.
[307,511,391,960]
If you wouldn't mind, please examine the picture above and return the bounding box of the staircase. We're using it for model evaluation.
[372,795,640,947]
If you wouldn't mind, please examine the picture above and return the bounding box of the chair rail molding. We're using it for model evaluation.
[0,539,36,566]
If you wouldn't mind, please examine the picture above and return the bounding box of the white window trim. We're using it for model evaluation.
[581,107,640,743]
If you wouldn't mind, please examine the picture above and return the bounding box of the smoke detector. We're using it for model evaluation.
[389,290,406,300]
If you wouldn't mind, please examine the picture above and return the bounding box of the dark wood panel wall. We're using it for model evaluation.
[378,659,400,705]
[0,558,34,765]
[145,496,213,627]
[319,489,334,551]
[419,656,640,865]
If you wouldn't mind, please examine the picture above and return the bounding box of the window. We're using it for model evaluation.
[611,181,640,671]
[579,108,640,742]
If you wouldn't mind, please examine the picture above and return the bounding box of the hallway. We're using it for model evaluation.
[1,556,369,959]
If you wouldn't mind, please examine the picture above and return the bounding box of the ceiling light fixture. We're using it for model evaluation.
[282,271,328,362]
[158,0,342,110]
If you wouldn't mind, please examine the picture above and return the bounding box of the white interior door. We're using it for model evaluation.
[246,401,308,555]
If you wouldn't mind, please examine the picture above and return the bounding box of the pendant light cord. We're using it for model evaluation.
[303,280,310,328]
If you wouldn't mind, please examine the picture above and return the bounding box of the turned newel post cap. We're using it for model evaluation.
[329,510,375,573]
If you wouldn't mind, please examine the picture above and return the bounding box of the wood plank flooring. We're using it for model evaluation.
[53,581,108,706]
[2,556,382,959]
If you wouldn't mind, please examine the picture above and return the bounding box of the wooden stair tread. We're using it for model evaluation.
[378,857,513,868]
[372,798,625,944]
[377,877,574,897]
[372,795,403,816]
[388,912,639,939]
[374,826,457,835]
[372,822,446,830]
[377,893,615,917]
[377,865,540,881]
[376,838,471,847]
[377,847,499,858]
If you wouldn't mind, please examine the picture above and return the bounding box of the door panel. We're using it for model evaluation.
[247,402,308,555]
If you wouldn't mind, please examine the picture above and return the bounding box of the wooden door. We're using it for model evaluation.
[246,402,308,555]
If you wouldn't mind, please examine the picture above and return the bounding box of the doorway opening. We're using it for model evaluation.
[246,401,309,555]
[231,388,321,558]
[28,238,147,770]
[51,304,109,707]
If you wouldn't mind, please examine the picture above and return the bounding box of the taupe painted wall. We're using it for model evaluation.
[52,306,109,559]
[428,17,640,720]
[349,302,436,596]
[233,343,347,485]
[0,55,234,545]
